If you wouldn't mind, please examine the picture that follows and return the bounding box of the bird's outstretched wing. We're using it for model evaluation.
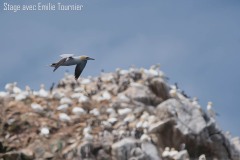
[75,62,87,80]
[60,54,74,58]
[52,55,74,72]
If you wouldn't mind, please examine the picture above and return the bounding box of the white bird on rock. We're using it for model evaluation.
[199,154,206,160]
[162,147,170,157]
[36,84,48,98]
[40,127,50,136]
[59,113,71,122]
[4,82,21,94]
[169,148,178,157]
[12,82,21,94]
[50,54,95,80]
[72,107,86,116]
[192,97,201,109]
[31,103,44,113]
[207,101,218,118]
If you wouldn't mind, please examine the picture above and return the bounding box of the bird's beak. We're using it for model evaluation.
[88,57,95,60]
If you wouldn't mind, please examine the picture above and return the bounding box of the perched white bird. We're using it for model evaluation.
[148,115,158,124]
[5,82,21,94]
[5,83,13,93]
[0,92,8,97]
[120,70,130,75]
[40,127,50,136]
[123,114,136,123]
[84,132,94,141]
[95,91,112,102]
[57,104,69,111]
[118,108,132,115]
[225,131,232,139]
[83,125,92,135]
[78,94,89,103]
[15,93,27,101]
[199,154,206,160]
[81,78,91,85]
[60,97,72,105]
[50,54,95,80]
[140,111,149,121]
[140,134,151,142]
[38,84,49,98]
[72,107,86,116]
[192,97,201,109]
[169,85,178,98]
[106,108,116,114]
[142,120,150,129]
[162,147,170,157]
[74,87,84,93]
[31,103,44,113]
[25,85,32,95]
[101,121,112,128]
[207,101,217,118]
[141,68,156,77]
[15,85,32,100]
[52,91,64,99]
[71,93,83,99]
[136,120,143,128]
[117,93,130,102]
[89,108,100,116]
[107,117,118,124]
[100,73,115,82]
[169,148,178,157]
[142,65,168,80]
[12,82,21,94]
[101,91,112,100]
[59,113,71,122]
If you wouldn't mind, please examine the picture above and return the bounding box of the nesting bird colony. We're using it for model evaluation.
[0,66,240,160]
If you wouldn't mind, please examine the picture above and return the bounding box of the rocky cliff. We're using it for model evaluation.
[0,66,239,160]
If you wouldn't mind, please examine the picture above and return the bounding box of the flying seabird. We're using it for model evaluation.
[50,54,95,80]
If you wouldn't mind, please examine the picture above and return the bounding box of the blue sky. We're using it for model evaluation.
[1,0,240,136]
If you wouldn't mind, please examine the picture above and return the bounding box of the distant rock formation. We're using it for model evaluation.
[0,66,239,160]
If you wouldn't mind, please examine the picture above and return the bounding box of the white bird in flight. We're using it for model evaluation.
[50,54,95,80]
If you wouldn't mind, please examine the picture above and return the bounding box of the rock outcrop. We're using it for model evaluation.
[0,66,239,160]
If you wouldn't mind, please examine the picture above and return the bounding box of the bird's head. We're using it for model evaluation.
[80,55,95,61]
[208,101,213,106]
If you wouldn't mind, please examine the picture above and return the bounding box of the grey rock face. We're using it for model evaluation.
[123,82,162,106]
[78,141,94,159]
[112,138,162,160]
[156,99,207,134]
[148,78,170,101]
[141,142,162,160]
[111,138,139,160]
[153,98,236,159]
